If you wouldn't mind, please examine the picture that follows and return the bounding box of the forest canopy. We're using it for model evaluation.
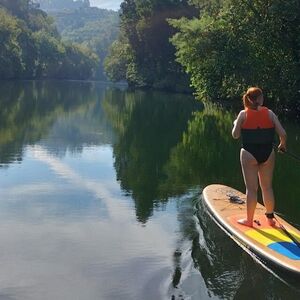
[1,0,300,112]
[170,0,300,111]
[0,0,99,79]
[104,0,198,93]
[43,1,119,80]
[105,0,300,111]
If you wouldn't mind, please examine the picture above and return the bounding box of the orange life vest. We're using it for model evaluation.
[241,106,275,144]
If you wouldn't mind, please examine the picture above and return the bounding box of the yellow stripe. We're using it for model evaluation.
[245,228,300,246]
[289,229,300,239]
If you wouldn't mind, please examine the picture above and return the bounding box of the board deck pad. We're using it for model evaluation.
[203,184,300,274]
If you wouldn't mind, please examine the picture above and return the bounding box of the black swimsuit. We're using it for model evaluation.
[242,143,273,164]
[241,107,275,164]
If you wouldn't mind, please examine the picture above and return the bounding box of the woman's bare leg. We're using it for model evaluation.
[258,150,276,226]
[238,149,259,227]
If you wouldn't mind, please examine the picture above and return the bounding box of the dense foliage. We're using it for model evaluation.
[170,0,300,112]
[46,4,119,79]
[0,0,99,79]
[104,0,198,92]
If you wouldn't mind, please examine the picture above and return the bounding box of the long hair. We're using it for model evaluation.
[242,87,263,109]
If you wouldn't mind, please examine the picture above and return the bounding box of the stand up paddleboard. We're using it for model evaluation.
[202,184,300,275]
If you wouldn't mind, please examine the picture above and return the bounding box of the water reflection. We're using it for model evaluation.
[0,81,182,299]
[166,191,300,299]
[102,89,202,222]
[163,101,300,222]
[0,81,300,299]
[162,103,244,195]
[2,82,299,224]
[0,80,112,164]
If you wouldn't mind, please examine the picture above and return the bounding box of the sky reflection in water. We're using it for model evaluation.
[0,81,299,299]
[0,81,201,299]
[0,144,181,300]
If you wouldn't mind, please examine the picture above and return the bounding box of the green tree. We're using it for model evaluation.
[170,0,300,112]
[0,1,99,79]
[49,6,119,79]
[60,43,99,79]
[0,8,24,78]
[104,39,131,82]
[105,0,197,92]
[33,29,66,77]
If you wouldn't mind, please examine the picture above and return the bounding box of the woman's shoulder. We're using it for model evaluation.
[237,110,246,122]
[238,109,246,117]
[264,108,277,123]
[264,107,275,115]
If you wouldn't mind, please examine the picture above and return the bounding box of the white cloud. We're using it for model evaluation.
[0,145,176,299]
[90,0,122,11]
[29,145,129,221]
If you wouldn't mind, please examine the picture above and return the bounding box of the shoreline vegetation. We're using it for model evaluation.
[0,0,118,80]
[0,0,97,80]
[0,1,299,116]
[104,0,300,115]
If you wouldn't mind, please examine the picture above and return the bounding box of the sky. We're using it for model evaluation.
[90,0,122,11]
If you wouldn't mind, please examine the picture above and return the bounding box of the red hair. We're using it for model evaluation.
[243,87,263,109]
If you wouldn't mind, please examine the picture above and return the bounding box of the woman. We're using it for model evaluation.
[232,87,287,227]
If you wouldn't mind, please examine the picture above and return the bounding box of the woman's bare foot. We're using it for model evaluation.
[237,219,253,227]
[265,212,276,226]
[267,218,276,226]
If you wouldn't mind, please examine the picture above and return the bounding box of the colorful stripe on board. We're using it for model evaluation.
[245,228,300,260]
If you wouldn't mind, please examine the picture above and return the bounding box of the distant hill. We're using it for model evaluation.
[0,0,99,80]
[35,0,119,80]
[34,0,90,12]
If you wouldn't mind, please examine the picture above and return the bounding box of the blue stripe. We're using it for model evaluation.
[268,242,300,260]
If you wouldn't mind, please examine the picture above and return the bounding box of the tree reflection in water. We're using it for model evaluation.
[1,81,299,298]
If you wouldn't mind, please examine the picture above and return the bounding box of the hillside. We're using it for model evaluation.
[36,0,119,79]
[0,0,99,80]
[35,0,90,12]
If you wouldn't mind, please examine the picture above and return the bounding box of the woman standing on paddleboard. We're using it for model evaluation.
[232,87,287,227]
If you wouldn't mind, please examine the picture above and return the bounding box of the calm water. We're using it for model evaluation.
[0,80,299,300]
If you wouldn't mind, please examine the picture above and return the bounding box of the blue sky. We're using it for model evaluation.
[90,0,122,11]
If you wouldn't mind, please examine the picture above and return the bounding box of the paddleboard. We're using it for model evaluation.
[202,184,300,275]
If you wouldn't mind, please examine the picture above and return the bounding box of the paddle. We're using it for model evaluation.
[274,143,300,162]
[273,146,300,247]
[273,214,300,249]
[274,212,300,230]
[282,150,300,162]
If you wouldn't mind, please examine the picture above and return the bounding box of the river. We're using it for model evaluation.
[0,80,299,299]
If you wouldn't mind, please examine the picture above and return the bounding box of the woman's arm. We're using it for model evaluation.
[232,110,245,139]
[270,110,287,152]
